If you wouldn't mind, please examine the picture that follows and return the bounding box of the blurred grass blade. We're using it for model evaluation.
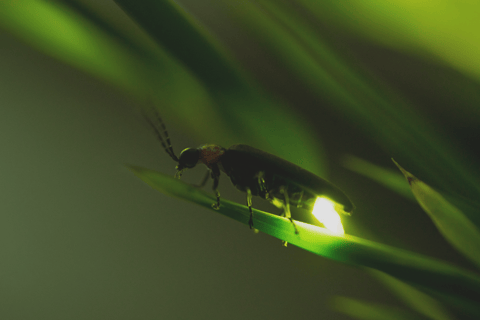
[114,0,327,176]
[343,156,414,200]
[298,1,480,82]
[0,0,144,92]
[56,0,221,139]
[129,166,480,312]
[61,0,159,58]
[370,270,454,320]
[113,0,245,92]
[393,159,480,268]
[0,0,212,118]
[332,296,426,320]
[420,288,480,319]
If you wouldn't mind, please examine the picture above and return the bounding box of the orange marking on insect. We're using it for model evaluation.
[199,144,225,167]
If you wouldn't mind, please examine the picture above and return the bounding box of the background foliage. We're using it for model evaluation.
[1,1,480,319]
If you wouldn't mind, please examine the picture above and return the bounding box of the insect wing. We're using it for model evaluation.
[225,145,354,214]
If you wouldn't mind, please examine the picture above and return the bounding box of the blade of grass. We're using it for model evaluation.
[56,0,223,139]
[113,0,244,92]
[369,270,454,320]
[332,296,427,320]
[298,1,480,82]
[129,165,480,313]
[344,156,480,227]
[419,288,480,319]
[343,156,414,200]
[0,0,213,124]
[393,159,480,269]
[0,0,143,92]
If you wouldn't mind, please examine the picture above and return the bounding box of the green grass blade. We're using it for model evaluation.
[61,0,160,59]
[129,165,480,309]
[298,1,480,82]
[332,296,426,320]
[0,0,211,114]
[59,0,221,137]
[370,270,454,320]
[344,156,480,227]
[343,156,414,200]
[0,0,143,92]
[419,289,480,319]
[113,0,244,92]
[393,159,480,269]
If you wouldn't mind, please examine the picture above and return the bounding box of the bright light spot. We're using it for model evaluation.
[312,197,345,235]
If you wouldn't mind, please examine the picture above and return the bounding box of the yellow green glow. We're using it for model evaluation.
[312,197,345,235]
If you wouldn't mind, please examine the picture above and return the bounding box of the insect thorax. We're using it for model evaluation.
[198,144,226,168]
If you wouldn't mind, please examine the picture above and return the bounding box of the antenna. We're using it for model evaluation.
[143,108,179,162]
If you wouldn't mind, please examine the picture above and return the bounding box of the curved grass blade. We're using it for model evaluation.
[298,1,480,82]
[0,0,211,117]
[0,0,143,92]
[129,165,480,312]
[369,270,454,320]
[332,296,426,320]
[344,156,480,226]
[113,0,244,91]
[60,0,223,139]
[393,159,480,269]
[343,156,414,200]
[419,288,480,319]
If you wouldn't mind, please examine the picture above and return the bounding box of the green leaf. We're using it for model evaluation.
[393,159,480,268]
[129,165,480,314]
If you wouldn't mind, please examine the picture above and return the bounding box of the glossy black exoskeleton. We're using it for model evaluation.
[145,110,354,234]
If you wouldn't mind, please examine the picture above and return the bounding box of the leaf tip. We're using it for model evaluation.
[391,158,417,185]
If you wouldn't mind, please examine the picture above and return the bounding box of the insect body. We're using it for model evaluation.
[145,111,354,233]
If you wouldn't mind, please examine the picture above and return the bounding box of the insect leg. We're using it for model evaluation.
[256,171,270,199]
[246,187,254,229]
[211,165,221,210]
[281,187,299,235]
[296,190,304,208]
[195,169,211,188]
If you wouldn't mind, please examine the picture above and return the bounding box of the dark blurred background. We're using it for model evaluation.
[1,1,479,319]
